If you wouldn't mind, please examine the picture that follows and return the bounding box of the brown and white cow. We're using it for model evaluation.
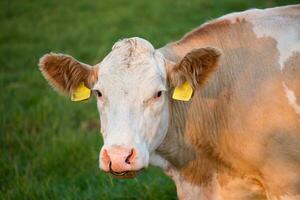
[39,5,300,200]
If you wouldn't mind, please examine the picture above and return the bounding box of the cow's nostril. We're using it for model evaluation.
[125,149,134,164]
[103,147,136,172]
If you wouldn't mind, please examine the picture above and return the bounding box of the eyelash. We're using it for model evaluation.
[155,91,162,98]
[93,90,102,98]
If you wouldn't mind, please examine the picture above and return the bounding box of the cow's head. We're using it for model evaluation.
[39,37,221,178]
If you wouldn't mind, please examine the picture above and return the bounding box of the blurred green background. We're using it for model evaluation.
[1,0,299,199]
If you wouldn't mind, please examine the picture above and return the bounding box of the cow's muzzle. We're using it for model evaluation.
[109,162,143,179]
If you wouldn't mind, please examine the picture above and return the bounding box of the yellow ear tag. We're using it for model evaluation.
[71,82,91,102]
[172,81,193,101]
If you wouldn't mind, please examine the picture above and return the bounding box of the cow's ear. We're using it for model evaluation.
[167,47,221,89]
[39,53,98,95]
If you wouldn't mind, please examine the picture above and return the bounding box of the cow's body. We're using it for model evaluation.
[157,5,300,200]
[39,5,300,200]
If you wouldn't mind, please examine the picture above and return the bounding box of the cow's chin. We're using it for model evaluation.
[108,169,144,179]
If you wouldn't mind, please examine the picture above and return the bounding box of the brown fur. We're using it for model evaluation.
[39,53,98,95]
[217,174,266,200]
[158,6,300,199]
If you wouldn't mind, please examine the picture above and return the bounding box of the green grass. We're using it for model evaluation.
[1,0,298,199]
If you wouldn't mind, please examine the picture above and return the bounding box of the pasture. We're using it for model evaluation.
[1,0,298,199]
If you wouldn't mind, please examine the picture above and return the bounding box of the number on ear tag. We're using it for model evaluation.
[172,81,193,101]
[71,82,91,102]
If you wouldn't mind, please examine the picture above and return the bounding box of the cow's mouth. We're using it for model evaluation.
[109,162,143,179]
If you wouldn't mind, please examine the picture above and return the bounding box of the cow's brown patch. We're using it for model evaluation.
[39,53,98,95]
[178,19,232,47]
[157,99,196,167]
[159,13,300,198]
[216,173,267,200]
[260,127,300,196]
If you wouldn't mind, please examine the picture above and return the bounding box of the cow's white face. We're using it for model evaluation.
[93,38,169,176]
[39,37,221,178]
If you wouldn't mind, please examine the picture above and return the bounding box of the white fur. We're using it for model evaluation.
[220,5,300,70]
[166,169,222,200]
[166,169,203,200]
[149,152,169,169]
[283,82,300,120]
[250,17,300,70]
[94,38,170,171]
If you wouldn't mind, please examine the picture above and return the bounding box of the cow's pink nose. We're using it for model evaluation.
[101,147,136,172]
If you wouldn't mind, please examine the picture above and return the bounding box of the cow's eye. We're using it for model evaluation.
[155,91,162,98]
[93,90,102,98]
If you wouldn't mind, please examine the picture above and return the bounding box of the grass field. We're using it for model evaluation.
[1,0,299,199]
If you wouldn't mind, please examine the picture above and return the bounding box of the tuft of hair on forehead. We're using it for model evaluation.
[112,37,155,52]
[110,37,156,68]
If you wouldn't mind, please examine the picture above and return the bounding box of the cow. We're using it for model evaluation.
[39,5,300,200]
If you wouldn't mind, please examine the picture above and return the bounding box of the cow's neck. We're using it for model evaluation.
[156,28,231,185]
[156,91,228,185]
